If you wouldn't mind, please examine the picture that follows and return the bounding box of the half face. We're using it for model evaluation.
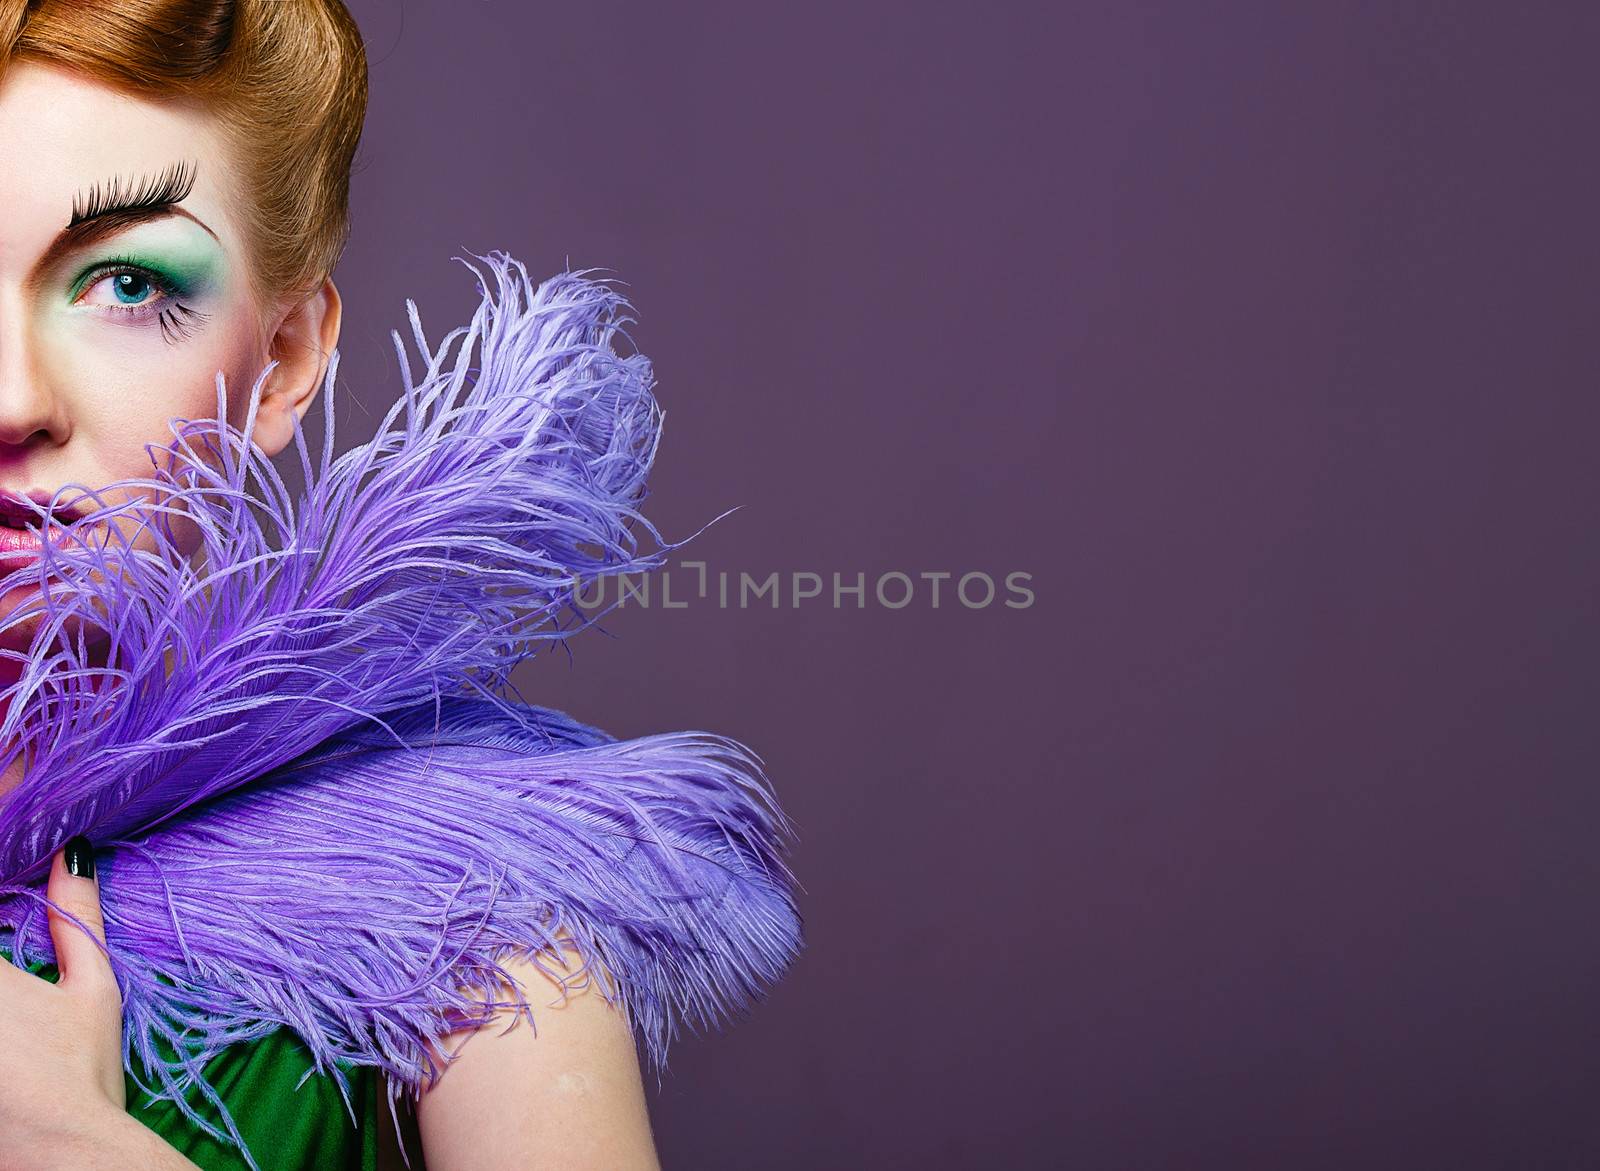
[0,60,276,657]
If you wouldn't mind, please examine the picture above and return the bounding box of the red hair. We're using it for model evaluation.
[0,0,368,306]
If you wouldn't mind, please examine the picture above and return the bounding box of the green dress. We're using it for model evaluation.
[2,946,381,1170]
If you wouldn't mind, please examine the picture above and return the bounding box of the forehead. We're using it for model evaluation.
[0,61,241,266]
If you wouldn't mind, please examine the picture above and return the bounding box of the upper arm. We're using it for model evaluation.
[413,931,662,1171]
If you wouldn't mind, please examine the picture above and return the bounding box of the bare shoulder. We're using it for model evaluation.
[413,930,662,1171]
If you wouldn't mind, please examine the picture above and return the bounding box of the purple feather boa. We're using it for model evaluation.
[0,251,804,1165]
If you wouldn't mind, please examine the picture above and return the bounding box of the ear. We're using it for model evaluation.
[252,276,343,458]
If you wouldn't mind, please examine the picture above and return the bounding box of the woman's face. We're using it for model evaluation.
[0,61,328,658]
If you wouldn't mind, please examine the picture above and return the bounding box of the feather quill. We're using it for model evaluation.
[0,251,804,1167]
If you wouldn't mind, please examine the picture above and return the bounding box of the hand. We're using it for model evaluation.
[0,836,127,1156]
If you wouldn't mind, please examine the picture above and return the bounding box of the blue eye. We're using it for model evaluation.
[70,259,209,344]
[111,271,157,305]
[75,264,178,310]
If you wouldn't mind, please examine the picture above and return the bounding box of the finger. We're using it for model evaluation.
[46,835,115,995]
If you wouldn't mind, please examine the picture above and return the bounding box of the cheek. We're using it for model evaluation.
[0,308,268,653]
[37,309,266,477]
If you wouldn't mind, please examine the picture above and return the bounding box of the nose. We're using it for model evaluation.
[0,285,68,450]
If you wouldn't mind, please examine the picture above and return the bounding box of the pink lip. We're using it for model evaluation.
[0,523,61,563]
[0,489,92,525]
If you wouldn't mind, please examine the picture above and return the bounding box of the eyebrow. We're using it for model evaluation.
[29,158,218,288]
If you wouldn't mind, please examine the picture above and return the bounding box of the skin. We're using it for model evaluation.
[0,61,660,1168]
[415,939,663,1171]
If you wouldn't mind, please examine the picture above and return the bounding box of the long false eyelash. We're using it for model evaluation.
[157,303,209,345]
[70,158,198,227]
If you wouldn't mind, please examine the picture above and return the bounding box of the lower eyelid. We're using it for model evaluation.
[80,294,170,319]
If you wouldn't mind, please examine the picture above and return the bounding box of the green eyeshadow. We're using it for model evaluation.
[67,246,219,303]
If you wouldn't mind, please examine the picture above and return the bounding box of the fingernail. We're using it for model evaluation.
[64,834,95,879]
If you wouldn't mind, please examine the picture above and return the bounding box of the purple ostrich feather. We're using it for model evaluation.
[0,250,804,1167]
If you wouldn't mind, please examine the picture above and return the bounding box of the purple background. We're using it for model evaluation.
[336,3,1599,1167]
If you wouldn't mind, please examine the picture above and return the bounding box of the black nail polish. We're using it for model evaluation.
[64,834,94,879]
